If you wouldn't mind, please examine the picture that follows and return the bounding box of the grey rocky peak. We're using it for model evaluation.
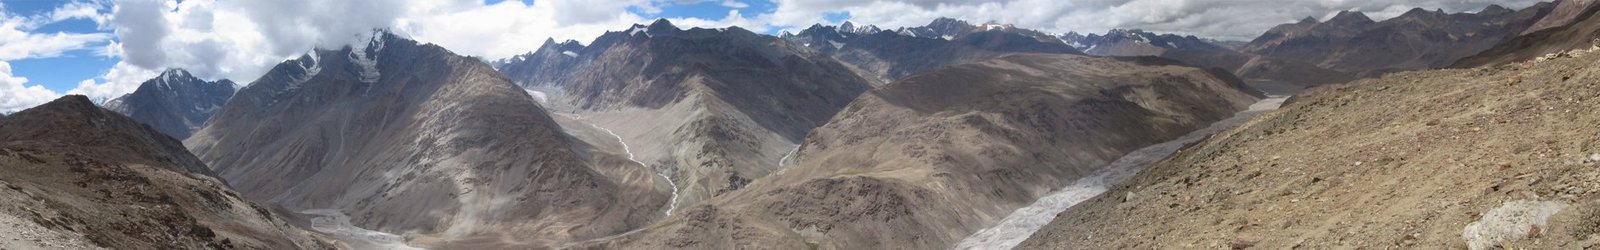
[104,68,236,140]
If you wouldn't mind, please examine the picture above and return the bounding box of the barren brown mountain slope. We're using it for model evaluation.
[1523,0,1600,35]
[588,53,1260,249]
[1245,4,1553,75]
[1059,29,1356,87]
[1021,43,1600,250]
[185,33,669,249]
[500,20,876,211]
[1454,0,1600,67]
[0,96,333,250]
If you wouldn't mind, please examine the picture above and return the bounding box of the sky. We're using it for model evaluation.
[0,0,1545,113]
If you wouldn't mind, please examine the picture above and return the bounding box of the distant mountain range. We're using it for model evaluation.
[782,17,1081,82]
[1059,29,1231,56]
[1243,4,1554,75]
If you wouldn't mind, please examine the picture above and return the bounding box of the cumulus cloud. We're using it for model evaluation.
[396,0,654,60]
[0,1,112,60]
[0,61,61,113]
[0,1,117,112]
[722,0,751,9]
[66,0,671,103]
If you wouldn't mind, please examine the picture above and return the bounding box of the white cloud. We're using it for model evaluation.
[67,61,157,103]
[396,0,653,60]
[722,0,750,9]
[666,10,768,32]
[0,1,113,112]
[0,1,113,60]
[0,61,62,113]
[84,0,666,98]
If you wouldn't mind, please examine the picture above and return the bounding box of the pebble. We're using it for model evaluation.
[1231,234,1260,249]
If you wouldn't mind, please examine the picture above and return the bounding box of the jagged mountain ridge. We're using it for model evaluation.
[104,69,236,140]
[1059,29,1230,56]
[1453,0,1600,67]
[1053,28,1355,87]
[781,18,1082,82]
[1242,4,1556,74]
[0,95,332,249]
[185,32,669,248]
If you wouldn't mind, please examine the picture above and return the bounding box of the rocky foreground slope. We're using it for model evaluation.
[186,32,669,248]
[104,69,236,140]
[591,53,1260,249]
[0,96,332,249]
[1021,38,1600,250]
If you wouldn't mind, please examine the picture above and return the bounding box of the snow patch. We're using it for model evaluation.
[349,33,385,83]
[828,41,844,49]
[942,35,953,41]
[627,26,651,37]
[561,51,578,58]
[525,89,548,103]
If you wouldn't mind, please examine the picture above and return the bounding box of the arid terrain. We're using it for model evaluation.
[1020,39,1600,250]
[589,53,1261,249]
[6,1,1596,249]
[0,96,333,249]
[185,33,669,249]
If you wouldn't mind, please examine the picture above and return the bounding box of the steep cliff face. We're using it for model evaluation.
[104,69,236,140]
[594,54,1260,249]
[185,32,669,248]
[0,95,333,250]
